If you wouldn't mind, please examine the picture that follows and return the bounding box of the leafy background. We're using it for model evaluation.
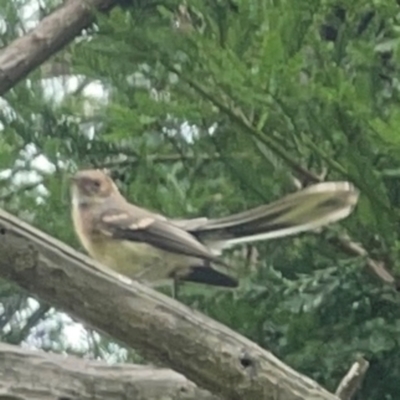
[2,0,400,398]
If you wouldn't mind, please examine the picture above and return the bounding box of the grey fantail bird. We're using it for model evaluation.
[71,169,359,288]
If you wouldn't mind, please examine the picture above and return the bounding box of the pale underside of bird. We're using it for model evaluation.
[71,169,359,289]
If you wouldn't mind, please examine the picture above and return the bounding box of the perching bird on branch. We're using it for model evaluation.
[70,169,359,289]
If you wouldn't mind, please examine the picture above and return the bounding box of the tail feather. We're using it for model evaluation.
[192,182,359,249]
[178,266,238,287]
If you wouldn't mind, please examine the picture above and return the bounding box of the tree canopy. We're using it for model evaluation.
[1,0,400,398]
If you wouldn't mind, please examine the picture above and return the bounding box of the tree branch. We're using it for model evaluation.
[166,64,320,184]
[0,342,219,400]
[0,0,120,96]
[331,234,395,284]
[335,357,369,400]
[0,208,339,400]
[95,153,225,169]
[3,303,51,345]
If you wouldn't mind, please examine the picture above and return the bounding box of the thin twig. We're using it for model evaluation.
[332,235,394,284]
[95,153,249,169]
[4,303,51,345]
[169,65,320,183]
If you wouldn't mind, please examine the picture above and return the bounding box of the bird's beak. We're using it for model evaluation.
[69,174,80,185]
[69,174,80,188]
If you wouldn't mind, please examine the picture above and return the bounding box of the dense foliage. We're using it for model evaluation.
[2,0,400,398]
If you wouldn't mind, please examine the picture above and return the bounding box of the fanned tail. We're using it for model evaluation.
[194,182,359,250]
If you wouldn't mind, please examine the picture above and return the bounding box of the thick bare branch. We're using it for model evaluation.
[0,0,119,95]
[0,208,339,400]
[0,342,218,400]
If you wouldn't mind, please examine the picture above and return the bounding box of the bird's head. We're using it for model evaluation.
[70,169,121,206]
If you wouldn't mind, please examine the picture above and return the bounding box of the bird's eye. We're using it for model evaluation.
[92,180,101,189]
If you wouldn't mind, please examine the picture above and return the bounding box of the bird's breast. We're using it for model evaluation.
[72,204,95,255]
[89,238,195,283]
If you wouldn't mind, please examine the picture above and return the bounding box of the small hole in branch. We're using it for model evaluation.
[240,355,253,368]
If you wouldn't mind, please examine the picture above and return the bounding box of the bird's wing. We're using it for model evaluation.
[95,207,221,263]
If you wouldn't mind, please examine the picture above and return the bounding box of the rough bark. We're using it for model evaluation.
[0,0,119,95]
[0,208,340,400]
[0,342,218,400]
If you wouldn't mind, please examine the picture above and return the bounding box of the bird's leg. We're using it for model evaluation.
[171,276,181,300]
[171,277,178,299]
[168,269,181,299]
